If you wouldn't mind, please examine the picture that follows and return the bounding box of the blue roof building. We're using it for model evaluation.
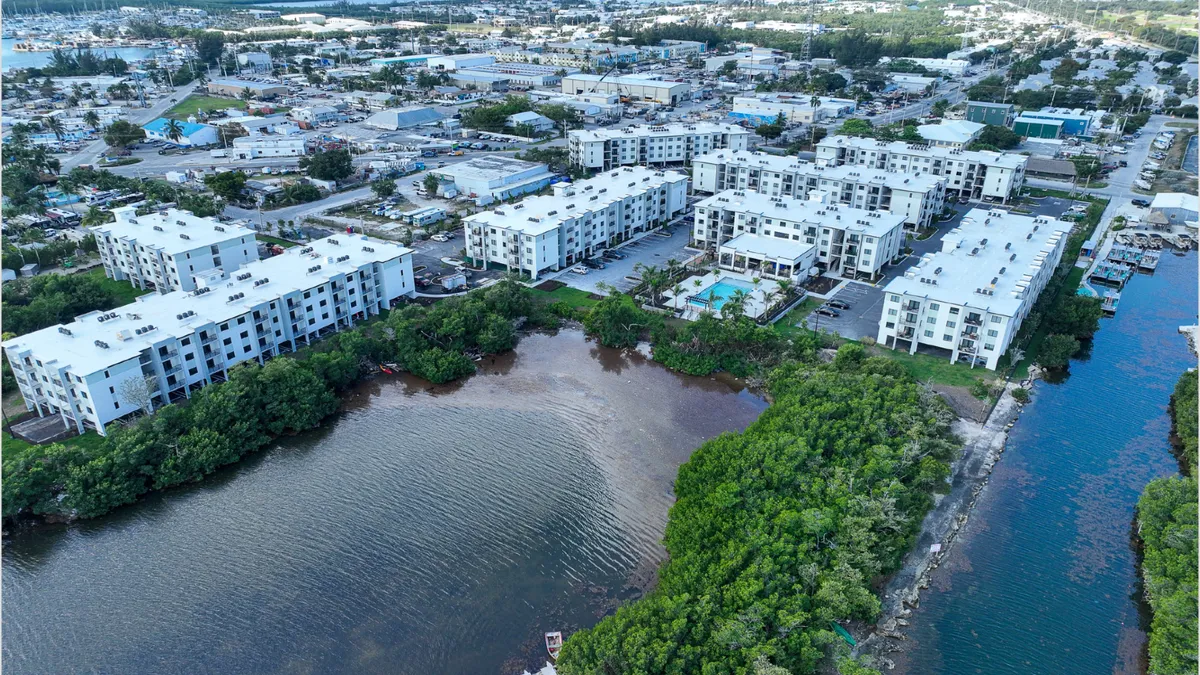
[142,118,219,147]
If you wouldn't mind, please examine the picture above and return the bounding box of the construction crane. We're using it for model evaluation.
[587,47,630,103]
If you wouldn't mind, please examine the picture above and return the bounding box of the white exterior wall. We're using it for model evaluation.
[693,154,946,229]
[96,213,259,294]
[465,169,689,279]
[817,137,1027,202]
[4,242,414,434]
[569,125,753,170]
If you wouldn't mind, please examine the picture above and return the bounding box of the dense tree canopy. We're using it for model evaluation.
[558,344,959,674]
[1,273,122,337]
[300,148,354,182]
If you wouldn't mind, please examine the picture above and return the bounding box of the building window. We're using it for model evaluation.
[984,343,995,351]
[949,307,960,315]
[987,329,999,337]
[926,317,936,324]
[924,330,934,338]
[929,303,940,311]
[890,294,900,302]
[947,321,956,328]
[223,337,233,346]
[944,334,952,341]
[990,316,1003,323]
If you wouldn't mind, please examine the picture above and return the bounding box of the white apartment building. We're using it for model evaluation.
[732,94,857,124]
[569,123,754,171]
[95,207,259,295]
[3,236,415,435]
[816,136,1028,203]
[694,190,906,280]
[877,209,1068,370]
[464,167,688,279]
[291,105,341,125]
[692,150,947,230]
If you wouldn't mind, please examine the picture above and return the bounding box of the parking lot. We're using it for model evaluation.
[801,282,886,340]
[555,223,703,295]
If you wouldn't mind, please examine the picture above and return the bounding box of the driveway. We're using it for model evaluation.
[802,282,885,340]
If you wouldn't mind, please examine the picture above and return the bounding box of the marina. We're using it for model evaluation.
[1088,260,1135,287]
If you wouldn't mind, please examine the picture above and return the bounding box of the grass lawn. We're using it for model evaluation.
[533,285,602,309]
[771,297,823,339]
[258,234,300,249]
[165,95,247,120]
[2,429,107,462]
[82,266,146,306]
[869,346,988,388]
[1165,121,1194,128]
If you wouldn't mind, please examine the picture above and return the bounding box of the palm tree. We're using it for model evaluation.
[724,289,750,319]
[240,87,253,101]
[82,110,101,130]
[664,257,681,281]
[775,278,794,301]
[671,283,685,311]
[41,115,65,141]
[81,206,111,228]
[165,119,185,144]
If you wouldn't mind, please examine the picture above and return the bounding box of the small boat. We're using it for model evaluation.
[382,362,399,370]
[379,365,394,375]
[545,631,563,660]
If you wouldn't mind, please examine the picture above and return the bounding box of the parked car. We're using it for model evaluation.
[603,250,627,260]
[1118,160,1128,167]
[826,299,852,310]
[814,307,840,318]
[1132,199,1150,208]
[569,266,589,275]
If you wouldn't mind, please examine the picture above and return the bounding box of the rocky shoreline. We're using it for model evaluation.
[854,379,1031,671]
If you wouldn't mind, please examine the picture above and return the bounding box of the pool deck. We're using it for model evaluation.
[665,271,782,320]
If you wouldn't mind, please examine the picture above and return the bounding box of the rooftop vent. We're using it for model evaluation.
[94,340,110,349]
[362,246,374,253]
[58,327,73,336]
[180,233,190,240]
[153,225,164,232]
[214,225,225,232]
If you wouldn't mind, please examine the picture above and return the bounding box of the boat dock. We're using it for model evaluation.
[1089,261,1135,287]
[1100,290,1121,315]
[1104,244,1161,272]
[1138,248,1161,272]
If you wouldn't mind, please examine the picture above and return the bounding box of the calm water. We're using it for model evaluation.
[903,251,1198,675]
[1,38,163,70]
[2,330,766,675]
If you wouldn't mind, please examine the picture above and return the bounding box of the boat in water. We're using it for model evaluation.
[545,631,563,661]
[379,365,394,375]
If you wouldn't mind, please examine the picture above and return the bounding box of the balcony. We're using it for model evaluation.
[965,316,983,327]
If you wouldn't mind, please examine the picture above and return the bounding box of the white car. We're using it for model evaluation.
[569,266,589,275]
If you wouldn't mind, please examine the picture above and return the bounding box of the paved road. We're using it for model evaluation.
[61,82,197,172]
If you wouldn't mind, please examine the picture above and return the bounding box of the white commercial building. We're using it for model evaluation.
[427,53,495,72]
[890,73,940,94]
[231,136,307,159]
[431,156,557,203]
[95,207,259,294]
[916,120,985,149]
[507,111,555,133]
[457,62,579,87]
[3,236,415,434]
[561,74,691,105]
[877,209,1068,370]
[694,189,906,280]
[569,122,754,171]
[693,150,946,230]
[816,136,1028,203]
[291,105,341,125]
[731,93,857,124]
[637,40,706,60]
[880,57,970,77]
[464,166,689,279]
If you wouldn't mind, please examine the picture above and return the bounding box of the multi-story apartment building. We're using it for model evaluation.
[637,40,706,60]
[694,190,906,280]
[569,123,754,171]
[464,167,688,279]
[692,150,946,230]
[94,207,259,294]
[3,236,415,435]
[816,136,1028,203]
[876,209,1068,370]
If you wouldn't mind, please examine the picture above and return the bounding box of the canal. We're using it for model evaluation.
[1,330,767,674]
[901,250,1197,674]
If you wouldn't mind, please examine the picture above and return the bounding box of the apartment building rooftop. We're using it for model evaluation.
[96,207,257,254]
[884,209,1067,315]
[696,149,946,192]
[434,156,549,183]
[721,231,814,261]
[3,236,412,375]
[465,166,687,237]
[571,122,750,143]
[697,188,907,239]
[819,135,1029,170]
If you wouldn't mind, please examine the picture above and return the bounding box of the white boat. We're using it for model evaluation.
[545,631,563,661]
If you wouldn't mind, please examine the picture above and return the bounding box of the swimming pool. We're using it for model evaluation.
[689,278,756,311]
